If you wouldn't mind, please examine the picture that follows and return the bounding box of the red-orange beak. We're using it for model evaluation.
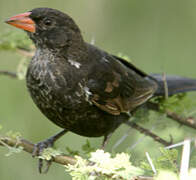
[5,12,35,33]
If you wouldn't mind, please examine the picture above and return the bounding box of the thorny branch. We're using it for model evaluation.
[0,136,153,180]
[125,121,171,146]
[0,136,76,165]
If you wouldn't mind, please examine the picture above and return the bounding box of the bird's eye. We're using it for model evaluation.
[43,19,52,26]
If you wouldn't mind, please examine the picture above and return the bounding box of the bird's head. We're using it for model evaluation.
[5,8,81,49]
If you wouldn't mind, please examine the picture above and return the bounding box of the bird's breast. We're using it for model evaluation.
[27,57,87,105]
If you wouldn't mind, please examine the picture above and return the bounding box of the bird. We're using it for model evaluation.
[5,7,196,173]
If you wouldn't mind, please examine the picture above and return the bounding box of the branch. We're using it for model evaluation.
[147,102,196,130]
[0,135,154,180]
[0,136,76,165]
[125,121,171,146]
[0,71,17,78]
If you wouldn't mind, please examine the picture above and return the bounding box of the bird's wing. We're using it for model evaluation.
[87,54,156,115]
[112,55,148,78]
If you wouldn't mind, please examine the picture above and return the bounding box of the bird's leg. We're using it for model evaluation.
[101,133,113,149]
[32,129,67,173]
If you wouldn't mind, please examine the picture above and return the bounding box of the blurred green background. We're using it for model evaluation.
[0,0,196,179]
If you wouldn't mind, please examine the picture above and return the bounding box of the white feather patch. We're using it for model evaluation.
[68,59,81,69]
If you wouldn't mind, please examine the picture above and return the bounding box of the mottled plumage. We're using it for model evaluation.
[26,39,155,137]
[23,8,157,137]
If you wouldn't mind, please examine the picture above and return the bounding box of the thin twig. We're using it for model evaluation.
[166,110,196,129]
[0,71,17,78]
[128,122,160,150]
[125,121,171,146]
[146,102,196,130]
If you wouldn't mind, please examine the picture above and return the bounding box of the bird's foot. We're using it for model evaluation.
[32,138,54,173]
[32,129,67,173]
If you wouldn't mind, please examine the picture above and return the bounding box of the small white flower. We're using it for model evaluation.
[90,149,111,164]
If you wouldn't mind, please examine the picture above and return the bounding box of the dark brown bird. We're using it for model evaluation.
[5,8,196,173]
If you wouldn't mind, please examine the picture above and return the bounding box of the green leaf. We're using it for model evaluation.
[0,31,32,51]
[6,131,22,139]
[38,148,62,161]
[150,93,187,113]
[5,146,23,157]
[66,147,80,156]
[140,148,178,175]
[82,140,96,155]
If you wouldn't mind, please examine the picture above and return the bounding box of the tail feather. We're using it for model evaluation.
[150,74,196,96]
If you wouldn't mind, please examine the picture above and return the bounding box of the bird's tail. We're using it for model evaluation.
[150,74,196,96]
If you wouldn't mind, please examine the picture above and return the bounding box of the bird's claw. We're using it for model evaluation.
[38,158,52,174]
[32,139,54,173]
